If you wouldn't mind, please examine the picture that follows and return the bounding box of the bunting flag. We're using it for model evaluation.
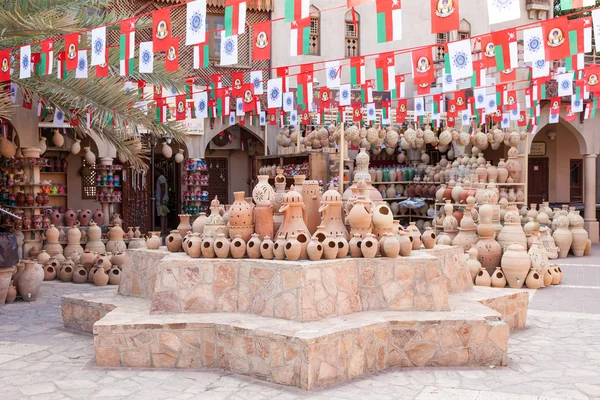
[412,46,434,88]
[447,99,457,117]
[561,0,594,10]
[550,97,561,114]
[231,72,243,97]
[531,59,550,79]
[301,109,310,124]
[414,96,425,117]
[220,34,238,66]
[366,103,376,121]
[392,75,405,98]
[543,17,570,61]
[267,78,283,108]
[186,0,207,45]
[473,87,487,109]
[572,93,584,113]
[276,67,289,92]
[479,34,496,69]
[40,40,53,76]
[484,94,497,114]
[90,26,106,66]
[430,0,459,34]
[194,92,208,118]
[96,49,109,77]
[290,17,311,57]
[396,99,407,122]
[509,104,520,120]
[252,21,271,61]
[523,27,545,63]
[455,90,466,111]
[75,50,88,78]
[56,52,67,79]
[236,97,244,116]
[584,97,599,119]
[495,84,507,108]
[268,108,277,125]
[442,73,456,93]
[350,56,365,86]
[593,10,600,53]
[352,104,363,122]
[243,86,256,112]
[216,87,231,116]
[470,61,486,87]
[587,65,600,92]
[361,80,374,103]
[22,90,32,109]
[0,50,9,82]
[120,18,136,76]
[376,0,402,43]
[225,0,246,36]
[285,0,310,23]
[139,42,154,73]
[500,68,516,83]
[155,99,168,123]
[381,101,391,124]
[250,70,263,95]
[20,45,31,79]
[37,100,47,119]
[492,28,518,71]
[165,38,179,72]
[64,33,79,70]
[445,39,473,80]
[375,53,395,91]
[283,91,294,112]
[569,17,592,55]
[54,108,65,127]
[557,72,573,97]
[319,88,331,111]
[432,94,444,114]
[152,8,172,52]
[487,0,520,25]
[193,35,210,69]
[505,90,517,110]
[566,105,576,121]
[339,84,351,106]
[297,69,313,108]
[174,94,187,121]
[518,111,528,127]
[325,61,341,88]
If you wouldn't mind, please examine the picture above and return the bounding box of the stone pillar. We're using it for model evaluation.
[584,154,599,243]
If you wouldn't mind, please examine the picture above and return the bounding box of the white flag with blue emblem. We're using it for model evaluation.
[194,92,208,118]
[339,84,351,106]
[267,78,282,108]
[290,110,298,126]
[572,94,583,113]
[446,39,473,80]
[485,94,497,114]
[186,0,207,45]
[220,34,238,66]
[75,50,88,78]
[229,113,236,125]
[474,88,487,110]
[250,70,263,95]
[501,113,510,128]
[461,109,471,127]
[19,45,31,79]
[414,97,425,116]
[259,111,266,126]
[509,105,520,120]
[532,59,549,79]
[325,61,341,88]
[366,103,376,121]
[283,92,294,112]
[236,97,244,116]
[557,73,573,97]
[549,112,559,124]
[139,42,154,73]
[54,108,65,127]
[443,73,456,93]
[487,0,520,25]
[91,27,106,66]
[523,27,544,63]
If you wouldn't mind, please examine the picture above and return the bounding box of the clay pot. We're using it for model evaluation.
[72,266,88,284]
[230,235,247,259]
[187,233,202,258]
[166,230,183,252]
[397,230,412,257]
[349,234,362,258]
[6,281,16,304]
[467,247,482,281]
[307,237,323,261]
[260,236,274,259]
[110,252,126,267]
[177,214,193,238]
[92,209,104,225]
[0,136,16,159]
[372,203,394,230]
[382,233,400,258]
[108,267,121,285]
[475,267,491,286]
[421,227,436,249]
[553,265,562,285]
[407,223,421,250]
[246,234,261,259]
[43,264,57,281]
[296,229,309,260]
[93,268,109,286]
[501,244,531,289]
[192,213,209,234]
[86,221,105,253]
[336,234,349,258]
[361,234,378,258]
[525,267,542,289]
[126,227,135,239]
[77,209,91,227]
[45,225,60,243]
[491,267,507,288]
[273,236,286,260]
[146,231,162,250]
[542,267,553,286]
[322,236,338,260]
[214,234,231,258]
[37,250,51,265]
[18,261,43,301]
[284,234,302,261]
[49,210,62,226]
[80,251,96,268]
[228,192,254,242]
[201,234,215,258]
[253,175,276,206]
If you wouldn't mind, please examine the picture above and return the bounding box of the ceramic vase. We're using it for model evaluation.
[361,234,378,258]
[273,236,286,260]
[322,235,338,260]
[85,221,106,253]
[284,234,301,261]
[201,234,215,258]
[475,267,491,286]
[230,235,246,259]
[146,231,162,250]
[192,212,209,234]
[177,214,193,238]
[307,237,323,261]
[166,230,183,252]
[185,233,201,258]
[501,244,531,289]
[93,268,109,286]
[467,247,482,281]
[397,230,412,257]
[349,234,362,258]
[421,227,436,249]
[228,192,254,242]
[336,234,349,258]
[17,261,43,301]
[214,234,231,258]
[382,233,399,258]
[72,266,88,284]
[260,236,274,259]
[553,217,573,258]
[491,267,507,288]
[246,234,261,259]
[407,223,421,250]
[525,267,542,289]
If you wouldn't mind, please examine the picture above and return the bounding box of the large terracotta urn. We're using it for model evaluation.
[85,221,106,253]
[276,186,310,240]
[372,203,394,239]
[301,180,321,235]
[192,212,209,234]
[347,195,372,238]
[553,215,573,258]
[17,261,43,301]
[497,205,528,250]
[570,211,588,257]
[318,185,349,240]
[177,214,193,238]
[228,192,254,242]
[501,244,530,289]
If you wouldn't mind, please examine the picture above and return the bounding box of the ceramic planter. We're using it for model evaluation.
[260,236,274,259]
[166,230,183,252]
[501,244,531,289]
[201,234,215,258]
[214,234,231,258]
[246,234,261,259]
[230,235,246,259]
[361,234,378,259]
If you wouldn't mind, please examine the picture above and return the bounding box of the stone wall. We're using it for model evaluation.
[118,249,169,299]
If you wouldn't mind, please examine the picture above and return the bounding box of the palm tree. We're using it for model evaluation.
[0,0,187,168]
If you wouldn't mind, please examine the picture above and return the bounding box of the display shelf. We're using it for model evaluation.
[394,215,435,219]
[96,200,122,204]
[49,194,68,197]
[183,184,209,187]
[97,185,122,188]
[3,205,52,209]
[372,181,442,185]
[434,202,526,207]
[0,183,44,188]
[495,182,526,186]
[41,171,67,174]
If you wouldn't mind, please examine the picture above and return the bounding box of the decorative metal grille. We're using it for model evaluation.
[206,157,229,206]
[345,20,359,58]
[310,16,320,56]
[122,168,150,233]
[570,159,583,203]
[81,158,96,199]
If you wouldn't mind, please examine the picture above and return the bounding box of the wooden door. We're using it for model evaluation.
[528,158,549,205]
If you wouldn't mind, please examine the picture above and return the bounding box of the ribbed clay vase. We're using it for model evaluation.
[177,214,192,238]
[501,244,531,289]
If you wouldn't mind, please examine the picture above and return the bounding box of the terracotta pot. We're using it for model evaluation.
[72,266,88,284]
[43,264,57,281]
[6,281,16,304]
[336,234,349,258]
[421,227,436,249]
[475,268,491,286]
[543,267,554,287]
[37,250,51,265]
[93,268,109,286]
[571,225,588,257]
[88,266,98,283]
[0,269,13,304]
[228,192,254,242]
[126,227,135,239]
[382,233,399,258]
[192,213,209,234]
[18,261,43,301]
[166,230,183,252]
[552,266,562,285]
[467,247,482,281]
[92,209,104,225]
[407,223,421,250]
[361,234,379,258]
[187,233,202,258]
[525,267,542,289]
[246,234,261,259]
[260,236,274,259]
[108,267,121,285]
[349,234,362,258]
[177,214,193,238]
[491,267,507,288]
[322,236,338,260]
[284,234,302,261]
[476,235,502,274]
[146,232,162,250]
[253,175,275,206]
[273,236,286,260]
[86,221,105,253]
[307,237,323,260]
[80,251,96,268]
[214,233,231,258]
[78,209,92,227]
[553,225,573,258]
[296,229,309,260]
[372,203,394,231]
[397,230,412,257]
[0,136,16,159]
[501,244,531,289]
[63,209,76,227]
[201,234,215,258]
[111,252,126,267]
[45,225,60,243]
[49,210,62,226]
[230,235,246,259]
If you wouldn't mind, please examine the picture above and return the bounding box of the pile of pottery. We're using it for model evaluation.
[36,249,123,287]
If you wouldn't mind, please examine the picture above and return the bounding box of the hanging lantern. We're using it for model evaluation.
[52,129,64,147]
[174,149,185,164]
[161,142,173,158]
[71,139,81,155]
[38,137,47,154]
[84,146,96,165]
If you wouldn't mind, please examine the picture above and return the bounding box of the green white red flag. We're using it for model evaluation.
[492,28,518,71]
[560,0,594,10]
[284,0,310,23]
[120,18,135,76]
[290,17,311,57]
[350,56,365,86]
[375,52,395,91]
[225,0,246,36]
[376,0,402,43]
[193,34,210,69]
[40,40,53,75]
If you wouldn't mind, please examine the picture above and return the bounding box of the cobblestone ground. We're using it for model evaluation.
[2,248,600,399]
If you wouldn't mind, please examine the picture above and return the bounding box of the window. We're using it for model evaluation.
[436,33,448,44]
[458,31,470,40]
[345,10,359,57]
[310,6,320,55]
[208,14,225,61]
[570,159,583,202]
[458,19,471,40]
[435,33,447,61]
[81,158,96,200]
